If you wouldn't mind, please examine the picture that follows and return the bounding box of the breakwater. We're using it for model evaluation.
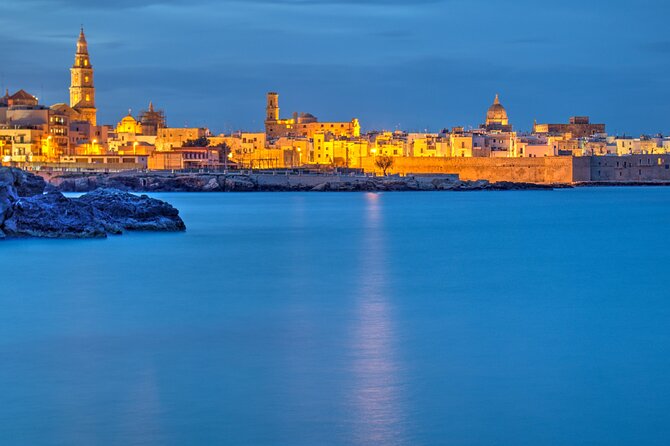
[41,171,561,193]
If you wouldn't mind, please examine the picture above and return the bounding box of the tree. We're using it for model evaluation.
[182,136,210,147]
[374,155,394,176]
[214,142,232,167]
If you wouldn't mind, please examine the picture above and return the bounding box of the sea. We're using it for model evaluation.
[1,188,670,445]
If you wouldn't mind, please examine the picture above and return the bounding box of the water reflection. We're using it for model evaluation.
[351,193,405,445]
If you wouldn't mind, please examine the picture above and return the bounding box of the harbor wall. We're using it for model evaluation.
[362,156,590,184]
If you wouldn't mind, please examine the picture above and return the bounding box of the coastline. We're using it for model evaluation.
[0,168,185,240]
[40,171,569,193]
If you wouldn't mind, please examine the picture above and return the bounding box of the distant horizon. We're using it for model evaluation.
[2,0,669,136]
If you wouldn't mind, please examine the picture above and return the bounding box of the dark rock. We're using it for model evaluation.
[44,171,565,193]
[224,176,257,191]
[11,168,47,197]
[202,177,221,191]
[0,167,45,225]
[77,188,186,232]
[0,186,17,225]
[0,168,14,189]
[1,168,186,239]
[3,191,109,239]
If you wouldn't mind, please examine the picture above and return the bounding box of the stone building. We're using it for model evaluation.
[138,102,166,136]
[0,90,70,163]
[533,116,605,138]
[484,94,513,132]
[155,127,209,151]
[264,92,360,139]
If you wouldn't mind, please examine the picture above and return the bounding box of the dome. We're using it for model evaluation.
[121,114,137,124]
[486,94,509,126]
[116,111,142,134]
[296,112,318,124]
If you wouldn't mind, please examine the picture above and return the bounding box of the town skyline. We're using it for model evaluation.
[2,0,670,135]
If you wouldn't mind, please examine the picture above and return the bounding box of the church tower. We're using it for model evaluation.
[69,27,97,125]
[266,92,280,122]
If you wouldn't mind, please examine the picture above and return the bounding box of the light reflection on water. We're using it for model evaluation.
[351,193,405,445]
[2,189,670,445]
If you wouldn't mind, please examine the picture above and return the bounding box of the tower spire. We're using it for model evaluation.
[76,27,89,58]
[70,27,96,125]
[494,93,500,105]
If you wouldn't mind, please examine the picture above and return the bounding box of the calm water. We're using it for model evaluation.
[2,188,670,445]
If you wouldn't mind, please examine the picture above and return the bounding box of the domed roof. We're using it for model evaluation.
[486,94,508,125]
[121,112,137,123]
[296,112,318,124]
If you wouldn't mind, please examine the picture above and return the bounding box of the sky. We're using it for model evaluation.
[1,0,669,135]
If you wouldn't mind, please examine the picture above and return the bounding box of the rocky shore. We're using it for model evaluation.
[1,168,185,239]
[43,171,564,193]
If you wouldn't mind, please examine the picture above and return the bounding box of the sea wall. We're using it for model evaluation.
[589,154,670,182]
[43,171,560,193]
[362,156,590,184]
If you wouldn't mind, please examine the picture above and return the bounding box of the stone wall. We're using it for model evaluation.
[590,155,670,182]
[362,156,587,184]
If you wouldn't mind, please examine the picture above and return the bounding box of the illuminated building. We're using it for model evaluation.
[484,94,512,132]
[533,116,605,138]
[155,127,209,151]
[69,28,97,126]
[265,92,360,139]
[138,102,166,136]
[115,111,142,135]
[0,89,70,163]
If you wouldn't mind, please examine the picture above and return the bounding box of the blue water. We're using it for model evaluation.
[2,188,670,445]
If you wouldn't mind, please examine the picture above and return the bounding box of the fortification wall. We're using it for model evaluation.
[362,156,583,184]
[590,155,670,182]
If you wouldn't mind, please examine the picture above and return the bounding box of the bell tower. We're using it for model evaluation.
[266,92,279,122]
[69,27,97,125]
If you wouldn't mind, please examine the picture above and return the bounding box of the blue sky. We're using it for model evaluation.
[1,0,668,134]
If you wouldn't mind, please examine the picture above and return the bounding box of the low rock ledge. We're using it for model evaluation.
[1,167,185,239]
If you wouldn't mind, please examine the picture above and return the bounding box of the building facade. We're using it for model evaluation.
[264,92,360,139]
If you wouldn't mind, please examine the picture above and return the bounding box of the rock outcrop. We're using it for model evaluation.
[3,191,112,239]
[0,167,185,239]
[78,188,186,232]
[44,171,563,193]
